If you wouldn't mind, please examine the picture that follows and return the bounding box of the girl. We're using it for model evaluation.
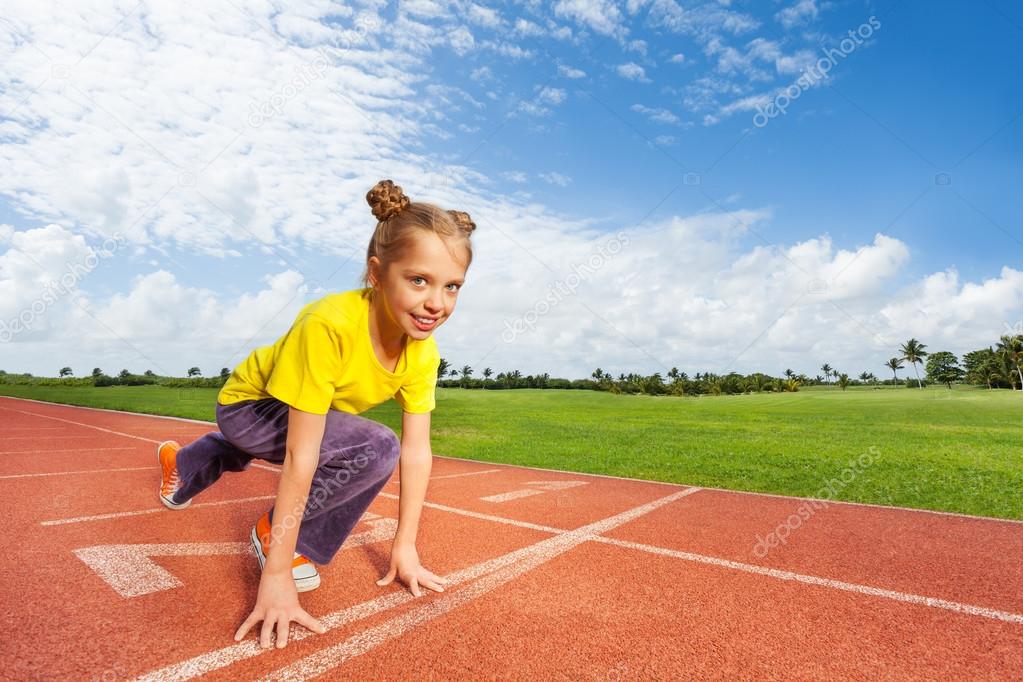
[156,179,474,649]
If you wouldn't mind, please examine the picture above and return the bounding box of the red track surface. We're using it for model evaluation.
[2,395,1021,680]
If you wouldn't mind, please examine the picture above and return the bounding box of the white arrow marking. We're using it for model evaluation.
[480,480,588,503]
[75,518,397,597]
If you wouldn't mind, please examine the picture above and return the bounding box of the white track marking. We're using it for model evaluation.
[376,491,570,533]
[427,468,502,480]
[258,488,701,681]
[41,495,275,526]
[75,543,251,597]
[133,488,699,682]
[76,519,397,598]
[6,397,1022,526]
[590,535,1023,625]
[433,455,1023,526]
[394,494,1023,626]
[0,447,136,455]
[0,406,163,444]
[480,480,588,503]
[0,466,151,479]
[249,462,280,473]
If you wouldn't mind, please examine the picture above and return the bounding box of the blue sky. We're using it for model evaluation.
[1,0,1021,379]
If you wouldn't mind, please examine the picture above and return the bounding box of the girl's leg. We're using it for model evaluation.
[172,400,274,503]
[268,409,401,565]
[188,397,400,566]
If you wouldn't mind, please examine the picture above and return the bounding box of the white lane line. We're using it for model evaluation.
[480,480,589,503]
[258,488,701,681]
[384,491,1023,626]
[376,491,568,533]
[590,535,1023,625]
[0,407,162,444]
[429,468,502,480]
[0,447,136,456]
[76,519,397,598]
[0,466,151,479]
[133,488,699,682]
[40,495,275,526]
[432,453,1023,526]
[249,462,280,473]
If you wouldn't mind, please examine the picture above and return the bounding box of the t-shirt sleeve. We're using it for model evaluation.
[265,314,342,415]
[394,344,441,414]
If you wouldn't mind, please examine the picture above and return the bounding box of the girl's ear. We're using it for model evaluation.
[367,256,381,287]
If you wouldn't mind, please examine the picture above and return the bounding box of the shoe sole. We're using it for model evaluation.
[249,526,321,592]
[156,441,191,510]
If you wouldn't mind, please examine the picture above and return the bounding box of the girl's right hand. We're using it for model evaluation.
[233,571,326,648]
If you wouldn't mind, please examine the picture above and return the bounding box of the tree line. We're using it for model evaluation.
[2,332,1019,396]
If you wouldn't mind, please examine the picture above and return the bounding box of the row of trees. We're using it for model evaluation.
[875,335,1022,390]
[436,334,1023,395]
[5,332,1020,396]
[2,367,233,388]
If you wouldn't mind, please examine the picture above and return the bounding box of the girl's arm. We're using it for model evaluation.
[394,409,432,546]
[375,409,448,596]
[265,406,326,573]
[235,405,327,648]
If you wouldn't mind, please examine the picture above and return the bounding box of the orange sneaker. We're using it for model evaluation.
[249,511,321,592]
[157,440,191,510]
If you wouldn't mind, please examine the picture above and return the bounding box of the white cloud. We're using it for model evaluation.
[537,86,567,105]
[553,0,627,39]
[668,53,686,63]
[539,172,572,186]
[616,62,650,82]
[776,0,819,29]
[558,64,587,78]
[449,26,476,55]
[513,18,545,37]
[631,103,681,124]
[467,3,503,29]
[502,171,528,183]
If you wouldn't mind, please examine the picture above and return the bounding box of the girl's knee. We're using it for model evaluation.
[366,425,400,469]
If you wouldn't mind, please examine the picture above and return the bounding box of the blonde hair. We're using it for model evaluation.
[361,179,476,289]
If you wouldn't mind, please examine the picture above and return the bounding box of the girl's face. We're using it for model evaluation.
[368,231,468,343]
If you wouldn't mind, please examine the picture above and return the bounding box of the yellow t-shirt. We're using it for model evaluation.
[218,287,440,415]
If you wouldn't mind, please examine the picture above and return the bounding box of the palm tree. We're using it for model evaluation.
[858,371,870,383]
[996,334,1023,390]
[900,338,928,388]
[837,373,850,390]
[438,357,451,379]
[59,367,73,377]
[884,357,904,386]
[784,368,795,380]
[821,363,832,387]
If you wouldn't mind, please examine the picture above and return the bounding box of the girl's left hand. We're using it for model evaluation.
[375,542,448,597]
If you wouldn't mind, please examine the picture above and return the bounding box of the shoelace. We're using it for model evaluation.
[164,465,180,494]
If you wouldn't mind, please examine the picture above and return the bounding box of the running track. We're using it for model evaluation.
[2,395,1021,680]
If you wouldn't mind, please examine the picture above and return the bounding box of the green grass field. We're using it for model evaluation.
[2,384,1021,520]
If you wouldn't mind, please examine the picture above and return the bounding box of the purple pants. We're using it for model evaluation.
[173,397,401,565]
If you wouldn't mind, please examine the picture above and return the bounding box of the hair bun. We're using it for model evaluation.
[448,210,476,235]
[366,179,410,222]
